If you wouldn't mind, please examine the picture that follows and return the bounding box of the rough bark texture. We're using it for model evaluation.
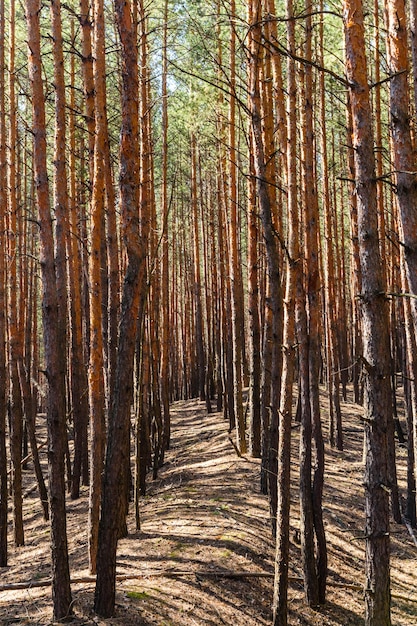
[0,0,8,567]
[249,2,283,523]
[160,0,171,452]
[25,0,72,617]
[191,134,206,404]
[228,0,246,454]
[386,0,417,516]
[8,0,24,547]
[299,4,322,602]
[343,1,392,623]
[409,0,417,113]
[68,26,89,500]
[88,0,107,574]
[50,0,69,475]
[247,135,261,458]
[94,0,146,613]
[402,280,417,525]
[311,0,327,600]
[297,291,319,608]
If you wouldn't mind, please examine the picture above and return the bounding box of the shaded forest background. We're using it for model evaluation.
[0,0,417,623]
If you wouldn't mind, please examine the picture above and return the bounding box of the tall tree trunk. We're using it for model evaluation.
[69,20,90,499]
[88,0,107,573]
[25,0,72,617]
[247,132,261,457]
[160,0,170,450]
[94,0,147,612]
[8,0,25,547]
[251,0,283,511]
[50,0,69,463]
[248,1,287,621]
[302,0,326,603]
[271,0,297,613]
[321,34,343,453]
[79,0,95,191]
[199,164,213,415]
[0,0,8,567]
[409,0,417,114]
[191,133,206,403]
[401,259,417,526]
[343,1,392,623]
[229,0,246,453]
[18,212,48,520]
[346,99,362,405]
[386,0,417,516]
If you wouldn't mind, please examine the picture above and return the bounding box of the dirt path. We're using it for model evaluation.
[0,395,416,625]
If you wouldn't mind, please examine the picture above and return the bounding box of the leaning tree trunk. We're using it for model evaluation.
[25,0,72,618]
[343,0,392,624]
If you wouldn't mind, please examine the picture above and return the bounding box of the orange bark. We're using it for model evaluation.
[343,0,392,622]
[94,0,147,613]
[88,0,107,574]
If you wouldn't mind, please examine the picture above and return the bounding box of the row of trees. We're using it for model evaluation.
[0,0,416,624]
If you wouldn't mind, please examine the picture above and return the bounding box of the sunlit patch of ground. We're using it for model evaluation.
[0,387,416,625]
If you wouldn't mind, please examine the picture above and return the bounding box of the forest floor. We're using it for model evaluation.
[0,388,416,625]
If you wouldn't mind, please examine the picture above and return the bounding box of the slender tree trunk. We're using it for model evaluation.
[0,0,8,567]
[248,2,289,622]
[220,170,235,428]
[302,0,325,603]
[8,0,25,546]
[79,0,95,190]
[260,11,282,471]
[51,0,68,432]
[386,0,417,515]
[25,0,72,617]
[229,0,246,453]
[250,0,283,511]
[68,20,90,499]
[247,132,261,458]
[211,176,223,413]
[320,26,343,453]
[191,134,206,403]
[409,0,417,114]
[296,270,319,608]
[199,166,213,415]
[346,99,362,404]
[18,220,48,521]
[401,260,417,526]
[94,0,147,612]
[160,0,170,450]
[88,0,107,573]
[272,0,298,613]
[343,1,392,623]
